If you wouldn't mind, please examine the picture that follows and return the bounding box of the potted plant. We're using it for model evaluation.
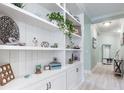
[12,3,25,8]
[47,12,64,25]
[47,12,76,48]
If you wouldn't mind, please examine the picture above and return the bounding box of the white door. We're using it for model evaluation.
[103,45,110,58]
[102,45,111,63]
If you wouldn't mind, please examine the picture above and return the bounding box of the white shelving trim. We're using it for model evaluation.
[0,3,81,38]
[56,3,81,26]
[0,62,81,90]
[0,45,64,51]
[0,3,59,31]
[65,49,81,51]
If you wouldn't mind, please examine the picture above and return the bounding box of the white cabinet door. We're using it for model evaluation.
[49,72,66,90]
[67,67,77,89]
[22,72,66,90]
[22,80,48,90]
[76,64,82,86]
[67,64,82,89]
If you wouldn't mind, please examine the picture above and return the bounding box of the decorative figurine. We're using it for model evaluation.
[35,64,42,74]
[44,65,50,70]
[24,74,30,78]
[49,57,61,70]
[41,41,49,48]
[73,45,80,49]
[32,37,38,47]
[68,58,73,64]
[66,45,71,48]
[50,43,58,48]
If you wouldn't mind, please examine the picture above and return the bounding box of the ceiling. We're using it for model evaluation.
[77,3,124,23]
[95,19,122,35]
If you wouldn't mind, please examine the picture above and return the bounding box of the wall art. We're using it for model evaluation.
[0,64,15,86]
[0,16,20,44]
[92,37,97,49]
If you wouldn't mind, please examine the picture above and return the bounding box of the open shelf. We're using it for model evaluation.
[0,61,81,90]
[0,3,58,31]
[0,45,64,51]
[40,3,64,12]
[53,3,81,26]
[65,49,81,51]
[0,3,83,90]
[72,33,81,38]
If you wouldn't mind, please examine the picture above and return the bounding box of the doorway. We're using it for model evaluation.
[102,44,112,64]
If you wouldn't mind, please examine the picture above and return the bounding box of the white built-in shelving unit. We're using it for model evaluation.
[0,3,83,90]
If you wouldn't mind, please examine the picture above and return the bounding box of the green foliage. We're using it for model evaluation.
[47,12,64,22]
[12,3,24,8]
[47,12,76,47]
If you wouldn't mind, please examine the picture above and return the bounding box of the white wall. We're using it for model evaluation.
[97,31,121,62]
[91,24,98,68]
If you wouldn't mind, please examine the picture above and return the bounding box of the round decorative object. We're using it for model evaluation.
[0,16,20,44]
[9,70,11,74]
[7,65,10,69]
[3,79,6,84]
[3,66,6,70]
[6,72,8,75]
[7,77,10,81]
[1,73,4,77]
[11,75,14,79]
[41,41,49,48]
[0,68,2,72]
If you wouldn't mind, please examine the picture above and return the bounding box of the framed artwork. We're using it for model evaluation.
[0,16,20,44]
[92,37,97,49]
[121,32,124,46]
[0,64,15,86]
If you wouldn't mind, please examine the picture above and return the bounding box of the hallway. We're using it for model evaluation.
[80,63,124,90]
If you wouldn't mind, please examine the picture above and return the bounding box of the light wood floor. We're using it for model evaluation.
[80,63,124,90]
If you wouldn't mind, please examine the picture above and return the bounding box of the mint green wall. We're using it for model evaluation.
[91,25,98,69]
[84,14,92,70]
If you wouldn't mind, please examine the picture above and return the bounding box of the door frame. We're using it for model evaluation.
[102,44,111,64]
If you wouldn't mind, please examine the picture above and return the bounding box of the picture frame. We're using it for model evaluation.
[92,37,97,49]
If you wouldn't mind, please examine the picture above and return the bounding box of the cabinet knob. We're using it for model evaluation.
[46,82,51,90]
[46,83,49,90]
[49,82,51,89]
[76,68,79,72]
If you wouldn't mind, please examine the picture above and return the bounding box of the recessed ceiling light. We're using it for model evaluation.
[103,22,111,26]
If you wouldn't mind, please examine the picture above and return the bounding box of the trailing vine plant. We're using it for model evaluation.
[47,12,76,48]
[12,3,25,8]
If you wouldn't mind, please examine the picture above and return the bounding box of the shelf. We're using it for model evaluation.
[40,3,81,26]
[0,3,58,31]
[65,49,81,51]
[56,3,81,26]
[0,62,81,90]
[40,3,64,12]
[72,33,81,38]
[65,30,81,38]
[66,12,81,26]
[0,45,64,51]
[66,3,81,15]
